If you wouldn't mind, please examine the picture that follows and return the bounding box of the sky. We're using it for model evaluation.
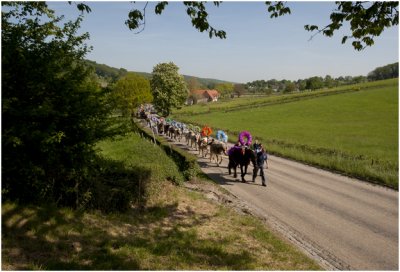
[48,1,399,83]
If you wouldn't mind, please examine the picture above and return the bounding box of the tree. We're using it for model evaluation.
[126,2,226,39]
[113,73,152,117]
[297,79,307,91]
[2,2,113,205]
[324,75,335,88]
[352,76,367,84]
[233,84,246,97]
[283,82,296,93]
[303,2,399,50]
[306,76,324,90]
[85,60,129,83]
[121,1,398,51]
[150,62,188,116]
[215,82,234,98]
[187,77,202,92]
[245,80,269,94]
[267,79,279,91]
[367,62,399,81]
[206,82,217,89]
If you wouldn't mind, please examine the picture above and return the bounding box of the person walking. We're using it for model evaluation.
[252,146,268,186]
[252,139,261,152]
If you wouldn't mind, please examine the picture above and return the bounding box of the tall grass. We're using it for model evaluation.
[96,132,184,185]
[174,79,398,188]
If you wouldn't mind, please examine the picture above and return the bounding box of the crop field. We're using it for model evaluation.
[173,79,398,189]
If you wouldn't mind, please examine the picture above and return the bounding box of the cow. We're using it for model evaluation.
[209,140,227,166]
[184,130,194,145]
[190,132,200,150]
[228,146,256,182]
[157,122,165,135]
[167,125,176,139]
[173,127,183,141]
[197,136,209,157]
[163,123,170,137]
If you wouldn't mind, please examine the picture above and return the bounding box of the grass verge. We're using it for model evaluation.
[2,133,321,270]
[2,182,321,270]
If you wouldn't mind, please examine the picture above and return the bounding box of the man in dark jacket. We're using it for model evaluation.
[252,146,268,186]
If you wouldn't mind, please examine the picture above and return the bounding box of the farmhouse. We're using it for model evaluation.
[187,89,220,105]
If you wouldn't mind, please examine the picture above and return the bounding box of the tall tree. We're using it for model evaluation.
[367,62,399,81]
[187,77,202,92]
[233,84,246,97]
[283,82,296,93]
[2,2,112,204]
[150,62,188,116]
[306,76,324,90]
[297,79,307,91]
[324,75,335,88]
[113,72,153,117]
[215,82,234,98]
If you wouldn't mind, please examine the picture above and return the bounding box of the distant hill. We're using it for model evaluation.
[85,60,128,82]
[85,60,235,87]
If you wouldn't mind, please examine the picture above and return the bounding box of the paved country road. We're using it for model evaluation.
[155,131,398,270]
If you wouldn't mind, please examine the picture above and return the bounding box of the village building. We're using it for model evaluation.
[187,89,220,105]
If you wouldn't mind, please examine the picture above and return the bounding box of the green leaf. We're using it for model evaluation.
[76,3,91,13]
[155,2,168,14]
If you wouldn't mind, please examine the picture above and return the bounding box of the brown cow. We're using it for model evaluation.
[190,132,200,150]
[209,140,227,166]
[197,136,209,157]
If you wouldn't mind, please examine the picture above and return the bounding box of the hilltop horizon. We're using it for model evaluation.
[87,59,398,86]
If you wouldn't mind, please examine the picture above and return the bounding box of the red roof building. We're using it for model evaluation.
[189,89,220,104]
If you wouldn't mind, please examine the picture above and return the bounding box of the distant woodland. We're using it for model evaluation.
[86,60,399,96]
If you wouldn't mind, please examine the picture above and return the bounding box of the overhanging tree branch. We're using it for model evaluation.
[302,1,399,50]
[76,1,398,51]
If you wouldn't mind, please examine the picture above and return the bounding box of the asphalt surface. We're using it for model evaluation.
[160,133,398,270]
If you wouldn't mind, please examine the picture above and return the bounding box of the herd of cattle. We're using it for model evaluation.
[139,112,257,182]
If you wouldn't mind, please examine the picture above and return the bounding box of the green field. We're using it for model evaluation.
[176,80,394,116]
[173,79,398,188]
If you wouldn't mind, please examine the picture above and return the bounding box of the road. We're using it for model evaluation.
[161,134,398,270]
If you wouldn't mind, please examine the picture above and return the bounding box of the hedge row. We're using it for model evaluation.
[133,119,201,181]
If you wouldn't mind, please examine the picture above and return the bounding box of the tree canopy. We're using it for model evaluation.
[150,62,188,116]
[233,84,246,97]
[112,73,153,117]
[2,2,113,205]
[86,60,128,82]
[367,62,399,81]
[215,82,234,98]
[187,77,202,92]
[122,1,398,51]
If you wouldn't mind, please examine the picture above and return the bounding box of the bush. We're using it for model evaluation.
[2,3,116,205]
[133,121,200,181]
[93,132,187,212]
